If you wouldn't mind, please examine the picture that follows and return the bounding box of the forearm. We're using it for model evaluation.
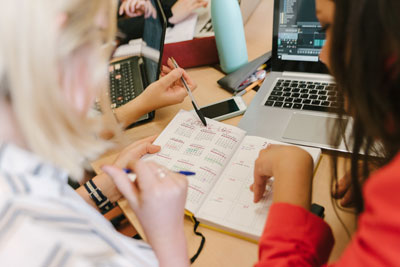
[150,225,189,267]
[112,95,154,128]
[76,173,121,211]
[272,160,313,210]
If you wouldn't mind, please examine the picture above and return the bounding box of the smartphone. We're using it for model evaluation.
[199,96,247,121]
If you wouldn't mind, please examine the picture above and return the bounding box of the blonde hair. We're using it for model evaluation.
[0,0,118,180]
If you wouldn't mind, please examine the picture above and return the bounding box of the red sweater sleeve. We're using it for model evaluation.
[257,153,400,267]
[256,203,334,267]
[331,155,400,266]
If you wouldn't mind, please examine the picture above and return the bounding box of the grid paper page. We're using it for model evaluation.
[197,136,321,240]
[143,110,246,214]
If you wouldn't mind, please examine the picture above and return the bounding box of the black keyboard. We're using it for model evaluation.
[109,58,140,109]
[264,79,342,113]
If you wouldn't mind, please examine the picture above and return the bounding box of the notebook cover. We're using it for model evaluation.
[162,36,219,68]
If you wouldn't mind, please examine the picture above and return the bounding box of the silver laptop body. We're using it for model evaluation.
[239,0,352,152]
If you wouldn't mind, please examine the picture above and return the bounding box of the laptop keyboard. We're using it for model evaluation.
[109,59,138,109]
[264,79,342,113]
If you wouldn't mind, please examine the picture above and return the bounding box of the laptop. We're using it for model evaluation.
[195,0,261,37]
[109,0,167,127]
[238,0,352,152]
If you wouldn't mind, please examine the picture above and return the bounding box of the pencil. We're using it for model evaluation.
[236,79,263,96]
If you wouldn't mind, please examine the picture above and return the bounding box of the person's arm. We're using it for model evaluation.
[251,145,334,266]
[103,160,189,267]
[167,0,208,25]
[75,136,161,211]
[109,59,197,129]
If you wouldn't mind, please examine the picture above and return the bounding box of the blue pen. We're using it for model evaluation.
[123,168,195,182]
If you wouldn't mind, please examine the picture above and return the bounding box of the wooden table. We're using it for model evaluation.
[93,1,357,265]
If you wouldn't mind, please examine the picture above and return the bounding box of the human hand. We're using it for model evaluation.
[119,0,157,19]
[112,135,160,170]
[251,144,314,210]
[102,161,189,266]
[98,136,160,202]
[139,58,197,110]
[169,0,208,24]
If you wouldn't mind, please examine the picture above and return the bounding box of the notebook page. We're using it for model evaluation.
[143,110,246,214]
[197,136,321,240]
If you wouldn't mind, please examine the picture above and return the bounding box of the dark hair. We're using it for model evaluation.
[330,0,400,214]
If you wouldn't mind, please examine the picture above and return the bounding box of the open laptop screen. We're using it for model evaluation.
[272,0,328,73]
[142,0,166,86]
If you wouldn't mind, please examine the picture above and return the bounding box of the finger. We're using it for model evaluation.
[134,160,161,190]
[152,7,157,19]
[158,68,184,88]
[162,65,173,73]
[124,143,161,170]
[340,188,354,207]
[119,2,126,15]
[253,174,268,203]
[191,2,207,11]
[333,174,352,198]
[102,165,139,208]
[181,70,197,91]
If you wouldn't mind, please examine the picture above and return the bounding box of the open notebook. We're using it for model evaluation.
[144,110,321,241]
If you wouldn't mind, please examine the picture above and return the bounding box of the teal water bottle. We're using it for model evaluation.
[211,0,248,74]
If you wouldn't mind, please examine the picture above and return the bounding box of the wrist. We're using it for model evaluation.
[92,173,122,203]
[150,227,188,267]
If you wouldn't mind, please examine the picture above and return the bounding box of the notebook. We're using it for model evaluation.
[143,110,321,241]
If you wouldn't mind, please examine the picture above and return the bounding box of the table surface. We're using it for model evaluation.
[93,1,357,265]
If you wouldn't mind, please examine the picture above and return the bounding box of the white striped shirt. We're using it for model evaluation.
[0,143,158,267]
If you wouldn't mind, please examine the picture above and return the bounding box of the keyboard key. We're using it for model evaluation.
[312,100,321,105]
[292,93,300,98]
[310,89,318,94]
[283,103,293,108]
[268,96,278,101]
[292,88,300,93]
[293,103,302,109]
[321,101,330,106]
[303,99,312,104]
[316,85,325,90]
[307,84,316,89]
[318,95,327,100]
[318,90,327,95]
[285,97,294,103]
[274,86,283,91]
[283,87,291,92]
[300,93,309,99]
[293,98,302,103]
[283,92,291,97]
[309,95,318,100]
[265,100,274,106]
[274,101,283,107]
[302,105,329,112]
[300,89,309,93]
[277,96,285,101]
[271,91,283,96]
[299,84,307,88]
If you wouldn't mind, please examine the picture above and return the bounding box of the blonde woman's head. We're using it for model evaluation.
[0,0,117,180]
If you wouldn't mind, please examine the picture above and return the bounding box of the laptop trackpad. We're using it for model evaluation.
[282,113,347,146]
